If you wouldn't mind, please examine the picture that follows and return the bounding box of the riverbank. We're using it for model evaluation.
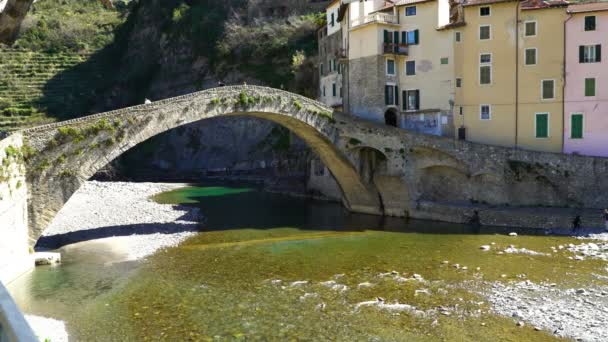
[38,181,203,259]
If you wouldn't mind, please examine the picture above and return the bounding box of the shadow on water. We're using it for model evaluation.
[36,181,553,250]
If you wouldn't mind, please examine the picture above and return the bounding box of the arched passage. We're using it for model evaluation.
[22,86,382,245]
[384,109,398,127]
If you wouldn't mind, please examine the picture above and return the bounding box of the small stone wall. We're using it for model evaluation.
[0,133,32,284]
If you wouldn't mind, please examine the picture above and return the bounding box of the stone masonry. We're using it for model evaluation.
[5,85,608,249]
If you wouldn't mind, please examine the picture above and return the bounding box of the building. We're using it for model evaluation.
[454,0,567,153]
[563,2,608,157]
[318,0,345,110]
[324,0,454,136]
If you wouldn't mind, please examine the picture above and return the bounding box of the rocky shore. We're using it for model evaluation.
[39,181,202,259]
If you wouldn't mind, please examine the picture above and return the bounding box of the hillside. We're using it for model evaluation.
[1,0,328,179]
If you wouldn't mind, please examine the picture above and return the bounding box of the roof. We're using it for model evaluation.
[567,2,608,13]
[327,0,342,9]
[395,0,436,6]
[437,21,467,30]
[462,0,518,7]
[521,0,569,10]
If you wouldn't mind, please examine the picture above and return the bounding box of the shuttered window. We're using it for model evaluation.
[525,48,537,65]
[403,90,420,111]
[535,113,549,138]
[579,45,601,63]
[479,25,491,40]
[406,61,416,75]
[585,78,596,97]
[405,30,419,45]
[571,114,583,139]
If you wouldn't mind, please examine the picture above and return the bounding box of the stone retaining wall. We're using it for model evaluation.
[0,133,33,284]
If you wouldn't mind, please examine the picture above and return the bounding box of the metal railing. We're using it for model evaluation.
[351,13,398,28]
[0,282,37,342]
[383,43,409,55]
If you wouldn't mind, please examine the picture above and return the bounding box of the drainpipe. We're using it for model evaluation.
[563,13,573,154]
[515,1,520,149]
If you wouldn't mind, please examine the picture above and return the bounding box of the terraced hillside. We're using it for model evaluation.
[0,48,105,132]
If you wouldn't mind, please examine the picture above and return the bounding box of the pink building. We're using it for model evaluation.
[564,3,608,157]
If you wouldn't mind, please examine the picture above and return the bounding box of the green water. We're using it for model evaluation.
[10,185,607,341]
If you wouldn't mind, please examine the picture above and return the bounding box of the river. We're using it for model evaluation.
[8,183,608,341]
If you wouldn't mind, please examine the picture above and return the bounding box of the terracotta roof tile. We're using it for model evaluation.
[462,0,518,6]
[521,0,568,10]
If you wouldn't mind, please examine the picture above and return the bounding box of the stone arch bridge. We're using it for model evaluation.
[2,86,608,249]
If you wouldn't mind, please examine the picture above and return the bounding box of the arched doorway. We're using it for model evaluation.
[384,109,398,127]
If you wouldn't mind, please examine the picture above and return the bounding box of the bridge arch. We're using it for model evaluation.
[22,86,382,245]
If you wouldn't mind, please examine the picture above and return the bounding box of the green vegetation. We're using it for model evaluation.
[293,100,303,110]
[14,0,127,53]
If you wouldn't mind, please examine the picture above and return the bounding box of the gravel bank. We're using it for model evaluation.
[40,181,202,260]
[483,280,608,342]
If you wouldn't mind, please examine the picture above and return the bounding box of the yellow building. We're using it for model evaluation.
[454,0,567,152]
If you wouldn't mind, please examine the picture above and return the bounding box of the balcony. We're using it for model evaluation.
[383,43,409,56]
[351,13,398,28]
[335,48,348,60]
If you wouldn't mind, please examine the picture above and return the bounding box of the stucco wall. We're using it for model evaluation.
[564,10,608,157]
[517,7,566,153]
[455,2,519,147]
[396,1,455,114]
[0,133,32,285]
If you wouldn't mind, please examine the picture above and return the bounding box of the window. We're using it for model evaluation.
[455,31,462,42]
[330,13,335,27]
[340,87,343,98]
[322,86,326,97]
[385,85,399,106]
[480,6,490,16]
[332,82,336,97]
[571,114,584,139]
[525,48,537,65]
[320,63,324,75]
[585,78,596,97]
[440,57,449,65]
[456,78,462,88]
[386,59,395,75]
[585,16,596,31]
[405,6,416,16]
[524,21,536,37]
[479,25,491,40]
[402,90,420,111]
[535,113,549,138]
[459,106,463,116]
[542,80,555,100]
[480,53,492,85]
[406,60,416,76]
[480,105,491,120]
[404,30,419,45]
[332,59,337,72]
[579,45,601,63]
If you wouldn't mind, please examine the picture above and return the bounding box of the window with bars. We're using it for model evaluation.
[524,21,536,37]
[542,80,555,100]
[525,48,537,65]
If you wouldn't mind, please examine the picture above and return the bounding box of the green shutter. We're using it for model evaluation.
[402,91,407,110]
[414,30,419,44]
[596,44,601,62]
[579,46,585,63]
[384,30,389,43]
[395,85,399,106]
[585,78,596,96]
[385,85,390,105]
[571,114,583,139]
[535,114,548,138]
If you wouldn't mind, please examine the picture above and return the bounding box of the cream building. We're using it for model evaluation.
[341,0,455,136]
[454,0,567,152]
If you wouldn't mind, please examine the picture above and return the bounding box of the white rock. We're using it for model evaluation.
[509,232,518,237]
[34,252,61,266]
[480,245,491,251]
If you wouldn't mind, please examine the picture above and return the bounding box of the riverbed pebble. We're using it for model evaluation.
[42,181,201,260]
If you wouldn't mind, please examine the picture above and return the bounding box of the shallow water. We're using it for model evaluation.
[10,184,608,341]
